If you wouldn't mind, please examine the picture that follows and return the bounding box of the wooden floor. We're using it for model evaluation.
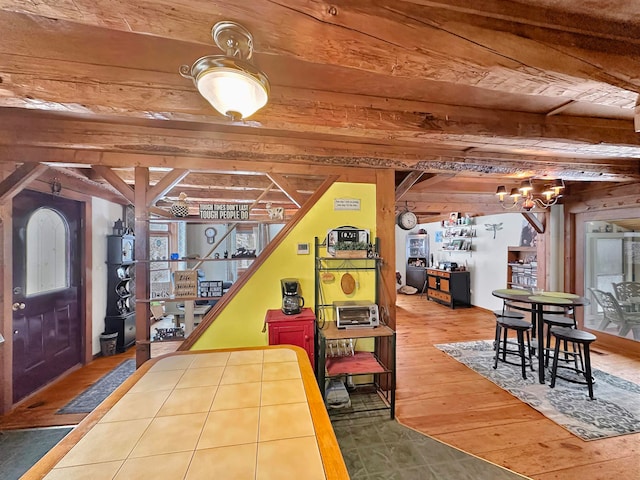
[395,294,640,480]
[0,341,179,430]
[1,298,639,479]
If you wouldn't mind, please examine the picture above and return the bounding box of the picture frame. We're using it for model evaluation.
[150,235,169,270]
[451,239,464,250]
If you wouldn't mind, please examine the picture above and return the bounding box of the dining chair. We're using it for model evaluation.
[588,288,640,340]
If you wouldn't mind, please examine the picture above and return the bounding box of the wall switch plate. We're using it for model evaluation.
[297,243,310,255]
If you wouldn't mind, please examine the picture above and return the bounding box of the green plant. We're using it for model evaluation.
[334,241,368,250]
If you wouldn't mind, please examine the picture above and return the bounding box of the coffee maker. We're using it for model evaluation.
[281,278,304,315]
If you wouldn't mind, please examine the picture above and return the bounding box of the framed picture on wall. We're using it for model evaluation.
[150,235,169,270]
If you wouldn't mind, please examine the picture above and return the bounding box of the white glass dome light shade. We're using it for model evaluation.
[189,56,270,120]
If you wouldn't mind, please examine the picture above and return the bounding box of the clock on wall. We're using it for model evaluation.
[397,210,418,230]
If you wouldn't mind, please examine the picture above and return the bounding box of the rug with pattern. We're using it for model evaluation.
[435,340,640,440]
[57,359,136,415]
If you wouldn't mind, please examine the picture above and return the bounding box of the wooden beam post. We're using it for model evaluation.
[134,167,150,367]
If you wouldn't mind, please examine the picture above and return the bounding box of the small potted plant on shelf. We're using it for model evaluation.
[333,241,369,258]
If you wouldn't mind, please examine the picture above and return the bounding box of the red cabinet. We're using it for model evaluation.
[264,308,315,369]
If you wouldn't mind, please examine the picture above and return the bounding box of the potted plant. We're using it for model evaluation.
[333,241,369,258]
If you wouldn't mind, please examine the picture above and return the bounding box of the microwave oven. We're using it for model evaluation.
[334,301,379,329]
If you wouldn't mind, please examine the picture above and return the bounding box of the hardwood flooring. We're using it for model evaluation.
[0,341,179,430]
[395,294,640,480]
[1,297,639,479]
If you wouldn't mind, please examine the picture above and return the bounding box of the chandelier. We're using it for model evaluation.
[495,179,565,211]
[180,21,270,121]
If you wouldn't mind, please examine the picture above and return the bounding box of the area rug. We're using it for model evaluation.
[435,340,640,440]
[0,426,72,480]
[57,359,136,414]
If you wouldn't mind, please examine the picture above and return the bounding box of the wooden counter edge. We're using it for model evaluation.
[22,345,349,480]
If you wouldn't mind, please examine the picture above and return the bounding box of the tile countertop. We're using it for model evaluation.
[24,346,348,480]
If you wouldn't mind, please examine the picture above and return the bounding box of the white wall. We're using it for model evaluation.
[396,213,532,311]
[91,198,127,355]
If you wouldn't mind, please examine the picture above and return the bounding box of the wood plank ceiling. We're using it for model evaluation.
[0,0,638,221]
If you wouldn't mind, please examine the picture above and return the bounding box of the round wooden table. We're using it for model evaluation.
[491,289,590,384]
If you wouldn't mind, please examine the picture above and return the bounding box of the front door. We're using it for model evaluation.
[12,190,83,403]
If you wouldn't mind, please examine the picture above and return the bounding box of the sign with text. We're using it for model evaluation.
[334,198,361,211]
[173,270,198,298]
[199,203,250,220]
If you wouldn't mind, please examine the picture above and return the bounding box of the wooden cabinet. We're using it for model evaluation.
[507,246,537,290]
[264,308,315,369]
[426,268,470,308]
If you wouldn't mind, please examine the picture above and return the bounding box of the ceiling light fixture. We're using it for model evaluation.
[179,21,270,121]
[495,179,565,211]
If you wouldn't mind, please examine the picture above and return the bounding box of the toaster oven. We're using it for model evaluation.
[334,301,379,329]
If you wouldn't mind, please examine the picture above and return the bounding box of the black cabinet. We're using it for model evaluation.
[406,234,428,289]
[426,268,470,308]
[105,234,136,352]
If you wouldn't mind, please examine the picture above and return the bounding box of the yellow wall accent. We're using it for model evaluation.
[191,182,377,350]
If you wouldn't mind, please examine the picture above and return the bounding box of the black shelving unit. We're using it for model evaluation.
[313,236,395,418]
[105,234,136,352]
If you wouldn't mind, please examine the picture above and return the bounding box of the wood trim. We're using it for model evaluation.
[0,203,12,414]
[572,206,640,355]
[179,175,340,351]
[21,346,348,479]
[82,200,93,364]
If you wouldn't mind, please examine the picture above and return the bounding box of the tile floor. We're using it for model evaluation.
[333,417,526,479]
[43,348,328,480]
[330,393,529,480]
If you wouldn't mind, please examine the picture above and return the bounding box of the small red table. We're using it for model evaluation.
[264,308,315,369]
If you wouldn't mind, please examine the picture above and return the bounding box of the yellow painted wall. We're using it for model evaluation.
[191,182,377,350]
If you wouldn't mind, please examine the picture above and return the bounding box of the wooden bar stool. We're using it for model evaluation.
[493,316,534,379]
[549,326,597,399]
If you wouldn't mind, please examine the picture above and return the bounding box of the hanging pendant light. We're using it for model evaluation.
[180,21,270,120]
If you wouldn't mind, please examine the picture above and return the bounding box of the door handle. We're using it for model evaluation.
[12,302,26,311]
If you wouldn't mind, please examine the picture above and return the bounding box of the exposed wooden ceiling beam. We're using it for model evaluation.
[0,162,48,204]
[265,173,305,208]
[1,3,637,99]
[521,212,546,234]
[146,169,189,207]
[0,121,637,182]
[1,63,638,156]
[92,166,134,204]
[395,172,424,201]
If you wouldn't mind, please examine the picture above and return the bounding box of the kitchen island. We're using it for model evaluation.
[24,346,348,479]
